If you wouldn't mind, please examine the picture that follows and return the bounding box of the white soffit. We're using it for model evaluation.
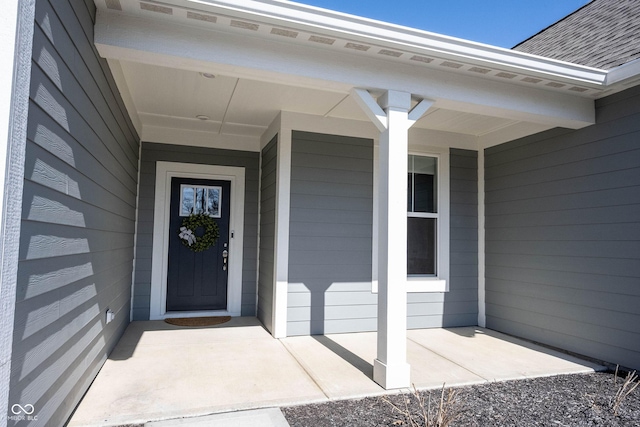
[417,109,517,136]
[99,0,609,97]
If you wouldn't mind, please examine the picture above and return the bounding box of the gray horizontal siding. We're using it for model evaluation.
[287,137,479,335]
[10,0,140,425]
[408,149,479,329]
[257,136,277,333]
[485,84,640,370]
[287,131,375,336]
[132,142,260,320]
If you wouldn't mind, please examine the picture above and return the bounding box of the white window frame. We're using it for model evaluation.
[406,149,449,292]
[371,146,449,294]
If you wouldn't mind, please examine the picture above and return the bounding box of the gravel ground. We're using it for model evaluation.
[282,371,640,426]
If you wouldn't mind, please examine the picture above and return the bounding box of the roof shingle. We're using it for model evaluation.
[513,0,640,70]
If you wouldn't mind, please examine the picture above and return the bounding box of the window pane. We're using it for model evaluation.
[414,173,435,213]
[407,172,413,211]
[411,155,436,175]
[407,217,436,275]
[195,188,205,214]
[181,187,194,216]
[408,155,437,213]
[207,187,220,217]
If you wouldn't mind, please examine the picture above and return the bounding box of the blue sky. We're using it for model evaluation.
[290,0,591,48]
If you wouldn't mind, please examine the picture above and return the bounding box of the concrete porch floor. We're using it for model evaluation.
[69,317,605,426]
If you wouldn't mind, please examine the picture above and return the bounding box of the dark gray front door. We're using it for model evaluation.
[166,177,230,311]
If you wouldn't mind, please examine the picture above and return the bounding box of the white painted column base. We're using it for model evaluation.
[374,359,411,390]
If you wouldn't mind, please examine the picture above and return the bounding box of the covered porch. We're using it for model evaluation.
[94,0,613,394]
[68,318,604,426]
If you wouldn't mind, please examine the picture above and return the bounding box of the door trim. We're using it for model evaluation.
[150,162,245,320]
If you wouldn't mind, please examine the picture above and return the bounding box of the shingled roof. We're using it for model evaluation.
[513,0,640,70]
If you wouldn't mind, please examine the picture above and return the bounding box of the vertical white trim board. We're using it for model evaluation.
[130,140,143,321]
[1,0,35,422]
[271,129,292,338]
[477,148,486,327]
[149,162,245,320]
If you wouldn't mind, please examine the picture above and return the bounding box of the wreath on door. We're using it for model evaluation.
[178,213,220,252]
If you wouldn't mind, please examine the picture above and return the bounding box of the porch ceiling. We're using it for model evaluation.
[97,0,609,149]
[115,60,522,141]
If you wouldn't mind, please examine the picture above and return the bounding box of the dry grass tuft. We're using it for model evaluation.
[383,383,461,427]
[611,366,639,416]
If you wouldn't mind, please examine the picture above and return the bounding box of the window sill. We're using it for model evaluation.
[407,277,447,293]
[371,278,448,294]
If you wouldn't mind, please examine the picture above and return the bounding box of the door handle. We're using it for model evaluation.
[222,249,228,271]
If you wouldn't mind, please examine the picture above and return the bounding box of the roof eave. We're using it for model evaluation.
[190,0,608,86]
[606,58,640,86]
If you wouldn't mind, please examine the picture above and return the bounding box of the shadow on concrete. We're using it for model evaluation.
[312,335,373,378]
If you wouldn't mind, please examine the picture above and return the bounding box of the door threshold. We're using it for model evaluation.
[162,310,237,319]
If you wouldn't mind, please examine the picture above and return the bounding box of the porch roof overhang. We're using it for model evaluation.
[94,0,640,150]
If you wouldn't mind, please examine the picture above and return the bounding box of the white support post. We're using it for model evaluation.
[351,88,433,389]
[373,90,412,389]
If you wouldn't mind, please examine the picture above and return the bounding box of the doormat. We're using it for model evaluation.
[164,316,231,327]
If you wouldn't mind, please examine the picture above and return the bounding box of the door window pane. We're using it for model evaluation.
[407,217,436,275]
[195,188,205,214]
[181,187,194,216]
[207,187,220,217]
[180,185,222,217]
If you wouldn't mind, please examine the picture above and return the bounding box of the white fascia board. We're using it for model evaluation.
[185,0,607,86]
[95,11,595,129]
[605,58,640,87]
